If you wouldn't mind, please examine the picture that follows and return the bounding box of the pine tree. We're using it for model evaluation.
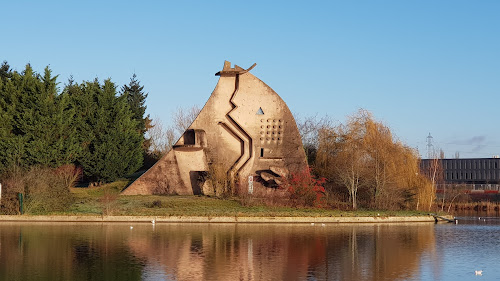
[2,64,45,168]
[120,74,152,150]
[0,63,144,181]
[71,79,143,182]
[0,64,79,173]
[0,61,18,172]
[0,61,11,81]
[15,66,77,167]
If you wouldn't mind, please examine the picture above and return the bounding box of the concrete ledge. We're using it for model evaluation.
[0,215,448,223]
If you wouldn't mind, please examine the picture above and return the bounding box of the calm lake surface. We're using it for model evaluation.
[1,217,499,281]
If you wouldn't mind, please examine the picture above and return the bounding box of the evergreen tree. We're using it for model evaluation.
[63,77,94,160]
[0,61,11,81]
[71,79,143,182]
[0,62,144,181]
[0,62,18,172]
[120,74,152,150]
[0,64,79,173]
[13,65,77,167]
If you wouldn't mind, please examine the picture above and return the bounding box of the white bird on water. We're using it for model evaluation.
[311,223,315,226]
[130,226,133,230]
[321,223,326,227]
[151,217,156,224]
[475,270,483,276]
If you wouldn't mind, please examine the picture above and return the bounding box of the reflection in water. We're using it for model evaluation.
[0,222,436,281]
[0,223,144,281]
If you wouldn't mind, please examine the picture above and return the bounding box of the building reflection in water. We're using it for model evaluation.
[0,222,437,281]
[126,223,436,281]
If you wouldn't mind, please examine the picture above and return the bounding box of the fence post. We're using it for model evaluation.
[18,193,23,215]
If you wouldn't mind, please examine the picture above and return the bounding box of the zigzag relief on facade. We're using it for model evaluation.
[122,61,307,196]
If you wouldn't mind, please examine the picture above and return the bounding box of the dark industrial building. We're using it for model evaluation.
[420,157,500,190]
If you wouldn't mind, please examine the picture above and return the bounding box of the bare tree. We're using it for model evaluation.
[363,115,394,205]
[173,105,201,136]
[362,116,427,209]
[316,111,369,210]
[146,117,176,158]
[146,105,201,159]
[315,109,434,210]
[294,113,334,165]
[421,151,443,211]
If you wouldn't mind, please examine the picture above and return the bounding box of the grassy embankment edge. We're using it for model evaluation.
[1,180,451,222]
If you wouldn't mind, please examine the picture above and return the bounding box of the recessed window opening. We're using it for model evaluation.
[260,148,264,157]
[184,129,195,145]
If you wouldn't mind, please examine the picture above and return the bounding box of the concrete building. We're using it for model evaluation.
[122,61,308,196]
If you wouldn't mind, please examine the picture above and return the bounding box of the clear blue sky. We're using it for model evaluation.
[2,1,499,158]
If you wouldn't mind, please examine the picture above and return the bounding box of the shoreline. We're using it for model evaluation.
[0,214,453,223]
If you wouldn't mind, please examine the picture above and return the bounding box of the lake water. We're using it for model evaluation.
[1,217,499,281]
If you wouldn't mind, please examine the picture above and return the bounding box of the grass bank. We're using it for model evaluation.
[50,181,432,218]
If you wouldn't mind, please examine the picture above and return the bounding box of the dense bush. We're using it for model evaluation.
[280,168,326,208]
[0,165,81,214]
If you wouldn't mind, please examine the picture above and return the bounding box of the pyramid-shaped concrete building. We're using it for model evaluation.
[122,61,307,196]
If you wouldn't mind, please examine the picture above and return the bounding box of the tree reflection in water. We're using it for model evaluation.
[0,222,436,281]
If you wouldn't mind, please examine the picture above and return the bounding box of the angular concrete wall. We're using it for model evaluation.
[122,61,307,196]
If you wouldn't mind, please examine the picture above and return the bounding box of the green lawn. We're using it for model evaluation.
[62,181,429,217]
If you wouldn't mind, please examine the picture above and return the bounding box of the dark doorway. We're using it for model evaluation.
[189,171,207,195]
